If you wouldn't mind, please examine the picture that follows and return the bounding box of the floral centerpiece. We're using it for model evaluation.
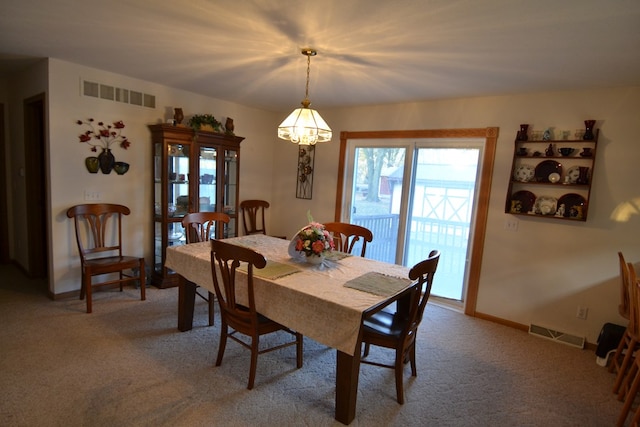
[295,212,334,262]
[76,118,131,174]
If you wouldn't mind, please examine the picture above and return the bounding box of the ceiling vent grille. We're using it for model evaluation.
[82,79,155,109]
[528,324,585,349]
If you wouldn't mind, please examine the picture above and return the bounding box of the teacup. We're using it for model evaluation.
[558,147,575,156]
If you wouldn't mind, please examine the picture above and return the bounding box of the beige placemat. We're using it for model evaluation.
[344,271,411,297]
[238,260,301,280]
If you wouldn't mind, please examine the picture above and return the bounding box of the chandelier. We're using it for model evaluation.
[277,48,332,145]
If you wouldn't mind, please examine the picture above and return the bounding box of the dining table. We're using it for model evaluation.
[165,234,412,425]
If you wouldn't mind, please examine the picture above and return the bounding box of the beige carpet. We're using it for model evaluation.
[0,264,625,426]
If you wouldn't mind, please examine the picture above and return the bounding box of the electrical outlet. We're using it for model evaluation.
[576,306,588,320]
[504,218,519,232]
[84,190,101,201]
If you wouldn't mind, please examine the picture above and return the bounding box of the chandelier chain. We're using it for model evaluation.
[305,52,311,101]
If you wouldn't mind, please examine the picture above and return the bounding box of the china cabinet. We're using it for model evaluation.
[148,124,244,288]
[505,128,598,222]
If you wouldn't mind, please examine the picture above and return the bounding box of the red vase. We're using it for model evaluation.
[583,120,596,140]
[517,124,529,141]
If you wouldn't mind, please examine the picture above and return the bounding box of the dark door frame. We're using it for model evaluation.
[0,103,8,263]
[23,93,48,279]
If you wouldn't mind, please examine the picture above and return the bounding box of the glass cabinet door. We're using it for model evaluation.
[169,143,189,221]
[198,146,217,213]
[223,149,238,237]
[153,142,189,278]
[153,142,163,272]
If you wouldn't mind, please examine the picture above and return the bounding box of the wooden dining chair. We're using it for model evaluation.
[66,203,145,313]
[616,263,640,426]
[240,199,269,235]
[182,212,230,326]
[610,252,639,397]
[210,239,303,389]
[323,222,373,257]
[360,249,440,404]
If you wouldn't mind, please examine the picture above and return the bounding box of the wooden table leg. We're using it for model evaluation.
[335,349,361,425]
[177,275,196,332]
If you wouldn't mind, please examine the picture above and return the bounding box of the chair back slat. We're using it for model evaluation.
[406,249,440,339]
[323,222,373,257]
[66,204,130,262]
[240,200,269,235]
[182,212,230,243]
[619,252,631,319]
[628,263,640,338]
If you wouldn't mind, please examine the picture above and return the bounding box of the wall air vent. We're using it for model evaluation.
[82,79,155,109]
[528,324,585,349]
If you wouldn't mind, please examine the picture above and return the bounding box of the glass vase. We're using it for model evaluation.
[306,254,325,265]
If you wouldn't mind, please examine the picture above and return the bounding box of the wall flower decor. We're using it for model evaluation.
[296,145,315,199]
[77,118,131,174]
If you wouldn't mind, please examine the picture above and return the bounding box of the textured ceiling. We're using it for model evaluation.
[1,0,639,112]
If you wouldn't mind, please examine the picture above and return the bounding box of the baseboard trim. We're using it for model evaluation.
[473,310,596,351]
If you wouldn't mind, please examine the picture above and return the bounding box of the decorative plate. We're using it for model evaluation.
[509,190,536,214]
[557,193,587,219]
[534,195,558,215]
[565,166,589,184]
[513,164,535,182]
[534,160,562,183]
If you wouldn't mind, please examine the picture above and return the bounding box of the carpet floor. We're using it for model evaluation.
[0,264,625,426]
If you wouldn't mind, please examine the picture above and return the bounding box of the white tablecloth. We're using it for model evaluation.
[165,234,411,355]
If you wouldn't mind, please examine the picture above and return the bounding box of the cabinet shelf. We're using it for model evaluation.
[509,211,589,221]
[505,128,598,222]
[515,155,594,160]
[518,139,591,144]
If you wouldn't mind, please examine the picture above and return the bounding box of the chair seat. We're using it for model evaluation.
[235,304,287,332]
[364,311,407,338]
[84,255,142,269]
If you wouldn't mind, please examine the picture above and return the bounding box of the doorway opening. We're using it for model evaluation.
[23,93,48,284]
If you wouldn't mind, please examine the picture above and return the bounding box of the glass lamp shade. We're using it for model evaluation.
[278,107,332,145]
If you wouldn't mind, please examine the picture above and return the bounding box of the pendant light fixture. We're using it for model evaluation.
[278,48,332,145]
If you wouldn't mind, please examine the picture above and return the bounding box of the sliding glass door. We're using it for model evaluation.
[343,140,483,302]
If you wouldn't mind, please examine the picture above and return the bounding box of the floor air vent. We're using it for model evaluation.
[528,324,585,349]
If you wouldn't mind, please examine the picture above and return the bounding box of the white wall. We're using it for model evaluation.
[270,86,640,344]
[42,59,280,294]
